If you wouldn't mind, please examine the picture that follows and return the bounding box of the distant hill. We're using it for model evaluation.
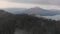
[3,7,60,16]
[0,10,14,17]
[3,8,27,14]
[23,7,60,16]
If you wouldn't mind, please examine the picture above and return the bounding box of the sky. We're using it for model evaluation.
[9,0,60,5]
[0,0,60,10]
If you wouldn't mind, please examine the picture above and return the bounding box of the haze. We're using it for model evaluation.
[0,0,60,10]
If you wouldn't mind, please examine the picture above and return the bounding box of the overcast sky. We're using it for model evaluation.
[0,0,60,10]
[9,0,60,5]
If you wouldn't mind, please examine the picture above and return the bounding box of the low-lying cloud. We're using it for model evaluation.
[42,15,60,20]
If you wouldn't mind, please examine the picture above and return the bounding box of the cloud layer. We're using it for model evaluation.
[0,0,60,10]
[9,0,60,5]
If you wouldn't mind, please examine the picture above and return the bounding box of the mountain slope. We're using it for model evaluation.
[3,8,27,14]
[23,7,60,16]
[3,7,60,16]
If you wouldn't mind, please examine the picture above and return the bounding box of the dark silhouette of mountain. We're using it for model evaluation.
[23,7,60,16]
[3,7,60,16]
[0,9,13,16]
[0,10,60,34]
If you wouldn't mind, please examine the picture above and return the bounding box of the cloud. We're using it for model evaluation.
[0,0,60,10]
[0,0,8,1]
[0,1,60,10]
[9,0,60,5]
[43,15,60,20]
[0,1,44,8]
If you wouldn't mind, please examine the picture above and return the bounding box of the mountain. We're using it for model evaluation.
[23,7,60,16]
[0,9,14,17]
[3,8,27,14]
[3,7,60,16]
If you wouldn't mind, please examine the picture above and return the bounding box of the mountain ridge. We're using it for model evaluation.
[3,7,60,16]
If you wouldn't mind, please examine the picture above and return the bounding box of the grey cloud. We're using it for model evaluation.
[9,0,60,5]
